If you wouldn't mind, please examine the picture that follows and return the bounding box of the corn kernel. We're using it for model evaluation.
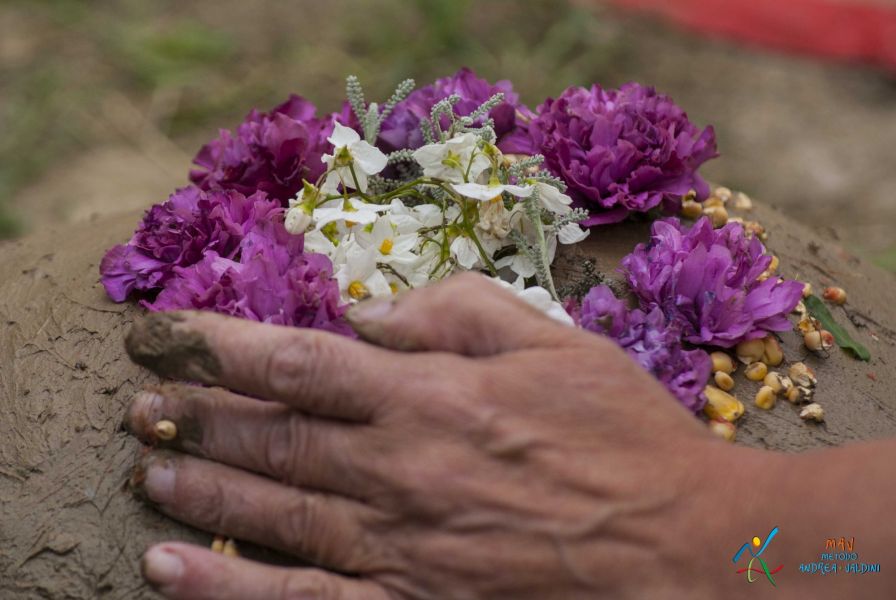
[681,200,703,220]
[762,336,784,366]
[735,339,765,364]
[222,539,239,557]
[705,205,729,228]
[710,351,736,374]
[788,362,816,388]
[703,386,745,422]
[211,535,225,553]
[713,186,733,202]
[153,419,177,441]
[822,286,847,305]
[708,419,736,442]
[785,386,802,404]
[763,372,784,393]
[733,192,753,210]
[820,330,834,349]
[800,403,825,422]
[802,283,813,298]
[804,330,824,352]
[745,362,768,381]
[755,386,777,410]
[714,371,735,391]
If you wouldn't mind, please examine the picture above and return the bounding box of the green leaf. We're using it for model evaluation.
[804,295,871,361]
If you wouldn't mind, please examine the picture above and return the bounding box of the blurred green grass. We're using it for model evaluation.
[0,0,624,239]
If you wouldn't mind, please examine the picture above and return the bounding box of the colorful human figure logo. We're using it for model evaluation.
[732,527,784,586]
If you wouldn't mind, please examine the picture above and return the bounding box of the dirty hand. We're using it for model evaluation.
[125,273,761,600]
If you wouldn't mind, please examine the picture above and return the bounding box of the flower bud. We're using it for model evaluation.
[285,207,313,235]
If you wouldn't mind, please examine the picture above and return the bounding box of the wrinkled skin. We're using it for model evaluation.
[124,273,893,599]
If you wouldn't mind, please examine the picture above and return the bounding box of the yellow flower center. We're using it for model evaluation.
[379,238,394,255]
[345,220,358,229]
[348,281,370,300]
[389,282,400,294]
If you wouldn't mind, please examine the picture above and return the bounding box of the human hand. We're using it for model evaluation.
[125,273,764,600]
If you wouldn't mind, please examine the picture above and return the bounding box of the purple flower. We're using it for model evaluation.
[581,285,711,412]
[378,67,534,153]
[621,217,803,348]
[189,95,341,203]
[527,83,717,225]
[99,186,281,301]
[147,221,351,335]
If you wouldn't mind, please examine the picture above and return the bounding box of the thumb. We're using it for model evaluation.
[346,272,579,356]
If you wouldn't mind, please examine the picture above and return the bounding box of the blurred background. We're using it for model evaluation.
[1,0,894,270]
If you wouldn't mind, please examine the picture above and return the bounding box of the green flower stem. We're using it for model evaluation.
[525,195,559,301]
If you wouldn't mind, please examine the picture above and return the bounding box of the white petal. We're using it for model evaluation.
[284,208,312,235]
[328,122,360,148]
[450,237,481,269]
[557,222,590,244]
[536,183,573,214]
[411,142,447,170]
[351,141,388,175]
[451,182,501,202]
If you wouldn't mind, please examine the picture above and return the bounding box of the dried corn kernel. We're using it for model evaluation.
[222,539,239,557]
[763,372,785,393]
[735,339,765,364]
[703,386,745,422]
[733,192,753,210]
[802,283,813,298]
[714,371,735,391]
[708,419,737,442]
[762,336,784,366]
[822,286,847,305]
[710,351,736,374]
[211,535,225,553]
[681,199,703,220]
[755,386,777,410]
[153,420,177,441]
[705,205,729,228]
[745,362,768,381]
[800,403,825,422]
[788,362,817,388]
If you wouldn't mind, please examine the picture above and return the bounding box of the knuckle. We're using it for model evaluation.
[262,413,308,483]
[282,493,323,557]
[263,333,333,402]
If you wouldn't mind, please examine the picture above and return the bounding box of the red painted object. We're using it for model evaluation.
[604,0,896,71]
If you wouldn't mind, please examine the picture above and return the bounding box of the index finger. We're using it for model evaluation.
[125,311,409,421]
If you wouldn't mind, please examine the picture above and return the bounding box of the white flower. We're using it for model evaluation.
[449,232,501,270]
[412,133,490,183]
[557,222,589,244]
[489,278,573,326]
[452,181,533,202]
[354,217,419,267]
[321,123,387,193]
[477,197,512,239]
[302,229,337,258]
[532,181,573,215]
[335,242,391,302]
[284,208,313,235]
[313,198,391,229]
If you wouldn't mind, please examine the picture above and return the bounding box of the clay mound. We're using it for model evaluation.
[1,203,895,598]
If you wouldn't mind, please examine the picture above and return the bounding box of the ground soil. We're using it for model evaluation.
[1,196,895,598]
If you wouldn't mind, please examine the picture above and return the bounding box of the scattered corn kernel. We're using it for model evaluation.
[763,372,785,393]
[788,362,817,387]
[211,535,225,553]
[735,339,765,364]
[713,186,733,202]
[743,220,766,239]
[762,336,784,366]
[804,330,824,352]
[733,191,753,210]
[785,386,803,404]
[800,403,825,422]
[755,386,777,410]
[153,419,177,441]
[745,362,768,381]
[822,286,847,305]
[710,351,736,374]
[714,371,735,391]
[820,330,835,349]
[704,196,725,208]
[703,386,745,422]
[767,255,779,274]
[681,199,703,220]
[705,205,729,228]
[802,283,813,298]
[222,539,239,557]
[708,419,737,442]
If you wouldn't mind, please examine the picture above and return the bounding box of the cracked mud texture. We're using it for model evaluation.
[1,201,895,598]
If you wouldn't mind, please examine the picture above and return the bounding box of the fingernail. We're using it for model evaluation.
[142,546,184,587]
[347,296,394,324]
[144,459,176,504]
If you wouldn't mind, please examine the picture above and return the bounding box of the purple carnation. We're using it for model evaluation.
[621,217,803,348]
[147,221,351,335]
[378,67,534,153]
[580,285,711,412]
[99,186,281,301]
[189,95,340,203]
[527,83,717,225]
